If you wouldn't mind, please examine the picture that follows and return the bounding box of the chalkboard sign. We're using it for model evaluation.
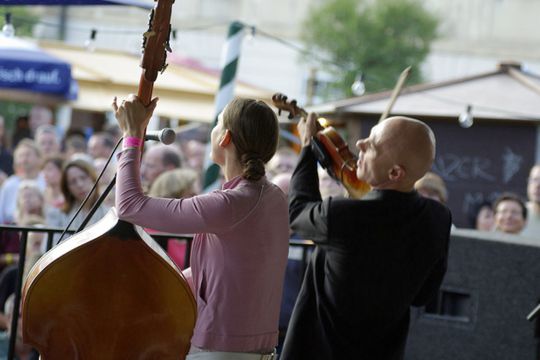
[359,119,536,227]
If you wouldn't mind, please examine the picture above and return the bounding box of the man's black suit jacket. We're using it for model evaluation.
[281,147,452,360]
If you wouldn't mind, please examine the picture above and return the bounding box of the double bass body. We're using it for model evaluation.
[22,208,196,359]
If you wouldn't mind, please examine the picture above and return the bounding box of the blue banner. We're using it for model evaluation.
[0,37,77,99]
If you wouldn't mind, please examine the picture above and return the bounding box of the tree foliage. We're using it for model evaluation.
[0,6,40,37]
[302,0,438,98]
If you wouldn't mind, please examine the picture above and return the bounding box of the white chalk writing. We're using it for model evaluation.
[501,147,522,184]
[433,154,495,182]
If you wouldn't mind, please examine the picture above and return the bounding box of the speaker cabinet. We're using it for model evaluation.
[406,229,540,360]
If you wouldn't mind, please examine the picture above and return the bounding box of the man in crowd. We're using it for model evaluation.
[141,144,182,190]
[415,171,448,204]
[28,105,53,135]
[34,125,61,157]
[522,164,540,238]
[183,139,206,173]
[0,140,45,224]
[493,192,527,235]
[281,115,452,360]
[88,132,116,160]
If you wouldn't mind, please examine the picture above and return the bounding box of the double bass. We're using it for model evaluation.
[22,1,196,359]
[272,93,371,199]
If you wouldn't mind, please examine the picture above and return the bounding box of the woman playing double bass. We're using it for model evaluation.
[113,95,288,360]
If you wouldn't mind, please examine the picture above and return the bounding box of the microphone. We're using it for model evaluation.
[144,128,176,145]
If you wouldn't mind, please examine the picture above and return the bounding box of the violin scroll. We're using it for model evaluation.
[272,92,371,199]
[272,93,308,119]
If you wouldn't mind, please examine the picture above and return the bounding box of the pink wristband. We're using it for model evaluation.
[123,136,143,148]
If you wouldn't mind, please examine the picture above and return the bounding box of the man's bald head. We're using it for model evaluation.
[379,117,435,179]
[356,116,435,192]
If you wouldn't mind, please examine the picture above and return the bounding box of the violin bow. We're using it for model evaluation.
[378,66,411,123]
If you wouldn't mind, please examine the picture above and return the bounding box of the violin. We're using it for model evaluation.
[22,1,197,359]
[272,93,371,199]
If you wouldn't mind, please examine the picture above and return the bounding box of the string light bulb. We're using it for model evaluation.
[351,73,365,96]
[2,13,15,38]
[85,29,97,52]
[246,25,256,42]
[459,104,474,128]
[318,117,330,127]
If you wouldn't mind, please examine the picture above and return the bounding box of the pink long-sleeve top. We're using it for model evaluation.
[116,149,289,352]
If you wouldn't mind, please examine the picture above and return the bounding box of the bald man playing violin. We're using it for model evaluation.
[281,115,452,360]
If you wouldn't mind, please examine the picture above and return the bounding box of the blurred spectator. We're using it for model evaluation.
[272,172,292,196]
[0,266,15,331]
[11,181,47,277]
[104,123,122,144]
[318,166,346,198]
[42,156,65,210]
[141,144,182,191]
[147,168,199,269]
[493,192,527,235]
[64,134,87,159]
[34,124,61,157]
[70,153,94,165]
[149,168,199,199]
[14,181,45,225]
[415,172,448,204]
[88,132,115,160]
[0,227,19,275]
[267,147,298,180]
[11,116,32,149]
[183,139,206,173]
[19,215,47,278]
[0,182,45,276]
[0,116,13,187]
[0,140,45,224]
[47,159,109,243]
[468,201,494,231]
[29,105,53,134]
[0,293,39,359]
[522,164,540,238]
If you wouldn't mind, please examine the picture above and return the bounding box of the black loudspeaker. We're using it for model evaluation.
[406,229,540,360]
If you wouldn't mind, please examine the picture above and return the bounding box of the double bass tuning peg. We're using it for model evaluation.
[160,61,169,74]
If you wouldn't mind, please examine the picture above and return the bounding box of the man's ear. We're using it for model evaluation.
[219,130,232,147]
[389,165,406,181]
